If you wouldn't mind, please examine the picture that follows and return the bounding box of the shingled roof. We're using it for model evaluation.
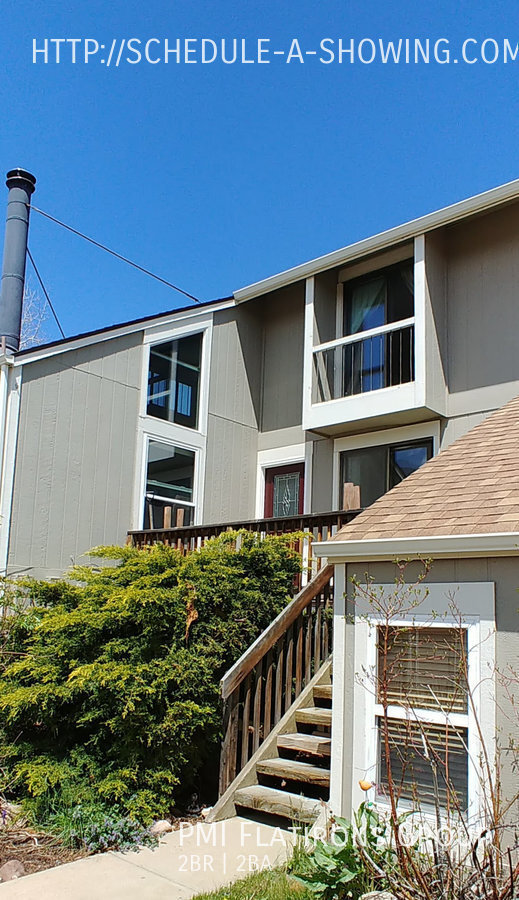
[332,395,519,542]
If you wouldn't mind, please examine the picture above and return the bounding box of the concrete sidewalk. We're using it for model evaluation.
[0,818,295,899]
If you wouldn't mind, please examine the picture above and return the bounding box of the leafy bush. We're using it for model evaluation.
[295,804,395,899]
[51,804,157,853]
[0,532,301,825]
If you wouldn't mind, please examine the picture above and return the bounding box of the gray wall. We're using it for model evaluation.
[8,333,142,580]
[203,305,262,523]
[341,556,519,821]
[259,284,305,433]
[444,204,519,407]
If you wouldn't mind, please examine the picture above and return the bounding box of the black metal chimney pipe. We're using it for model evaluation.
[0,168,36,353]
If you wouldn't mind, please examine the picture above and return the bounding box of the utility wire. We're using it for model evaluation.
[26,247,67,339]
[29,205,201,303]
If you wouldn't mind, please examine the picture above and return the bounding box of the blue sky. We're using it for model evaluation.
[1,0,519,340]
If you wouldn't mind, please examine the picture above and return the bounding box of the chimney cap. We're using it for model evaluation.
[6,168,36,193]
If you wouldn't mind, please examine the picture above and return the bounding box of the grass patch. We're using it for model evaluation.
[194,867,312,899]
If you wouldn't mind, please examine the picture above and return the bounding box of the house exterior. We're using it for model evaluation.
[3,178,519,580]
[315,395,519,827]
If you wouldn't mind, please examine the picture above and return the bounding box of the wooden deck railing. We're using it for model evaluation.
[129,509,359,585]
[218,564,334,795]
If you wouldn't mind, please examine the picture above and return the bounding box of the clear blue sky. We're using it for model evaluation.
[1,0,518,340]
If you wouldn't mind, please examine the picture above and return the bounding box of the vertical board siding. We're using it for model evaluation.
[8,333,143,579]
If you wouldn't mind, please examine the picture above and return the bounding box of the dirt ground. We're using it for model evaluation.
[0,826,84,878]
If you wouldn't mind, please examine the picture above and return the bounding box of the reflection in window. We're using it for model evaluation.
[147,333,202,429]
[340,438,433,508]
[144,440,195,529]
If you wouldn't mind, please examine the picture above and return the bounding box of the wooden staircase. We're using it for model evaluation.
[208,565,335,826]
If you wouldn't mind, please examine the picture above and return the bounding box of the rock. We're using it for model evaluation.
[360,892,396,900]
[0,860,25,882]
[149,819,173,836]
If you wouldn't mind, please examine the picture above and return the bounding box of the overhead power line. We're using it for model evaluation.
[26,247,66,339]
[29,205,201,303]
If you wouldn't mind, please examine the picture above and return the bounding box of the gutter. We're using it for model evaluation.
[313,531,519,562]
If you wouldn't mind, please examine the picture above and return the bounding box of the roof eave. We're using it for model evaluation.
[313,532,519,562]
[234,178,519,302]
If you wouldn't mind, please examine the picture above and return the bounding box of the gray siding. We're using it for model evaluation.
[203,306,261,522]
[445,204,519,407]
[8,333,142,579]
[260,284,305,433]
[311,436,334,512]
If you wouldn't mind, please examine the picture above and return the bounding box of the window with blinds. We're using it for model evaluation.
[376,626,469,812]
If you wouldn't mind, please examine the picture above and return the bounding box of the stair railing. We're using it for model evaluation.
[218,564,334,796]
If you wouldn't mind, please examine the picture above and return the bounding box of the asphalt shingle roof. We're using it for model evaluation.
[332,395,519,542]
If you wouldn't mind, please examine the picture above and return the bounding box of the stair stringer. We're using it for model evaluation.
[207,656,332,823]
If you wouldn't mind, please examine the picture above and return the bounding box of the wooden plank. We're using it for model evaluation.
[295,617,303,697]
[218,691,240,795]
[252,665,263,754]
[240,674,252,770]
[284,626,294,714]
[263,651,273,740]
[221,565,334,699]
[274,643,284,725]
[234,785,321,824]
[257,757,330,787]
[277,732,331,757]
[175,507,185,527]
[343,481,361,511]
[163,506,172,528]
[305,611,313,684]
[314,603,322,671]
[295,707,332,728]
[313,684,332,702]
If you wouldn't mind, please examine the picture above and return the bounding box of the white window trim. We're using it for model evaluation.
[302,239,427,432]
[332,420,440,510]
[346,582,496,828]
[132,314,213,529]
[255,443,306,519]
[135,432,204,530]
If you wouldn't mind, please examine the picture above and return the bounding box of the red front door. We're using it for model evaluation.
[264,463,305,518]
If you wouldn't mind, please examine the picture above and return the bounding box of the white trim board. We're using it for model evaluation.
[314,532,519,562]
[255,443,306,518]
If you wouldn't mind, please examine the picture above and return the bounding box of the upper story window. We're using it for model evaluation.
[340,436,432,508]
[341,261,414,395]
[147,333,202,429]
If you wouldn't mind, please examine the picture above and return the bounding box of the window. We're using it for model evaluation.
[342,261,414,395]
[147,333,202,429]
[376,626,469,811]
[264,464,305,518]
[340,437,433,508]
[144,440,195,528]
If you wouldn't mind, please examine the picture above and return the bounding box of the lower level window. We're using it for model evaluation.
[144,440,195,528]
[340,437,433,508]
[376,625,469,812]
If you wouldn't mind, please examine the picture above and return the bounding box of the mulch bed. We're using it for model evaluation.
[0,826,85,878]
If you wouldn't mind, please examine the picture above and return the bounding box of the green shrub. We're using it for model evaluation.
[0,532,301,825]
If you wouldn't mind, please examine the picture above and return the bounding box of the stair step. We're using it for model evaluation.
[277,733,331,757]
[313,685,333,701]
[295,707,332,728]
[257,757,330,786]
[234,785,322,824]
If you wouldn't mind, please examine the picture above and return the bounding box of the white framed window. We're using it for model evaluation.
[349,582,496,826]
[332,421,440,510]
[144,438,197,528]
[147,332,202,429]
